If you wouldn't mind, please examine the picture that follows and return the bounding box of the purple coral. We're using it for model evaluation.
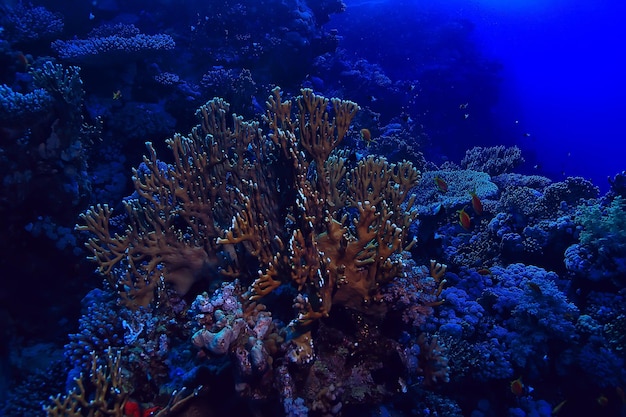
[190,281,278,394]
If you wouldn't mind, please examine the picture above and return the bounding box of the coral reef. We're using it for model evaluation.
[460,145,524,176]
[56,89,446,415]
[1,4,624,413]
[77,88,418,318]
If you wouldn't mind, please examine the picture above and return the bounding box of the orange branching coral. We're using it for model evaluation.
[45,349,199,417]
[78,87,421,328]
[430,259,448,299]
[77,98,279,307]
[45,350,127,417]
[297,88,357,170]
[220,88,421,324]
[416,334,450,387]
[310,156,420,314]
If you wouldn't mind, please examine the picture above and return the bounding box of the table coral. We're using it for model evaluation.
[1,2,63,45]
[52,23,175,64]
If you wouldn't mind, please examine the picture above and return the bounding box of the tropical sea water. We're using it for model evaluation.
[2,1,626,415]
[331,0,626,190]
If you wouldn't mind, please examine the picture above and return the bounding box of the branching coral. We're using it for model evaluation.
[78,88,421,326]
[46,350,128,417]
[74,88,434,414]
[218,87,420,325]
[77,97,268,307]
[415,333,450,387]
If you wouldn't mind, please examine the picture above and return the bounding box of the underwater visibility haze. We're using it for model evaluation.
[1,0,625,416]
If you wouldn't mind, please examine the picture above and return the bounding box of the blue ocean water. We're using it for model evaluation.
[2,1,626,416]
[332,0,626,190]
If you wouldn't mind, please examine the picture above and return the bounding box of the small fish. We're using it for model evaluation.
[464,113,470,119]
[459,102,469,109]
[360,128,374,147]
[552,399,567,414]
[524,132,531,137]
[431,203,444,216]
[617,386,626,403]
[510,376,524,396]
[113,89,123,100]
[16,53,28,65]
[470,190,483,215]
[16,53,30,71]
[476,268,492,276]
[597,394,609,407]
[398,377,408,393]
[458,207,471,230]
[434,176,448,193]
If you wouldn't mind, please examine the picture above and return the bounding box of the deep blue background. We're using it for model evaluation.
[330,0,626,190]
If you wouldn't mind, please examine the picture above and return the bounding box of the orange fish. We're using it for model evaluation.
[458,207,471,230]
[16,53,30,71]
[510,376,524,396]
[476,268,492,276]
[470,190,483,215]
[434,176,448,193]
[360,128,373,147]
